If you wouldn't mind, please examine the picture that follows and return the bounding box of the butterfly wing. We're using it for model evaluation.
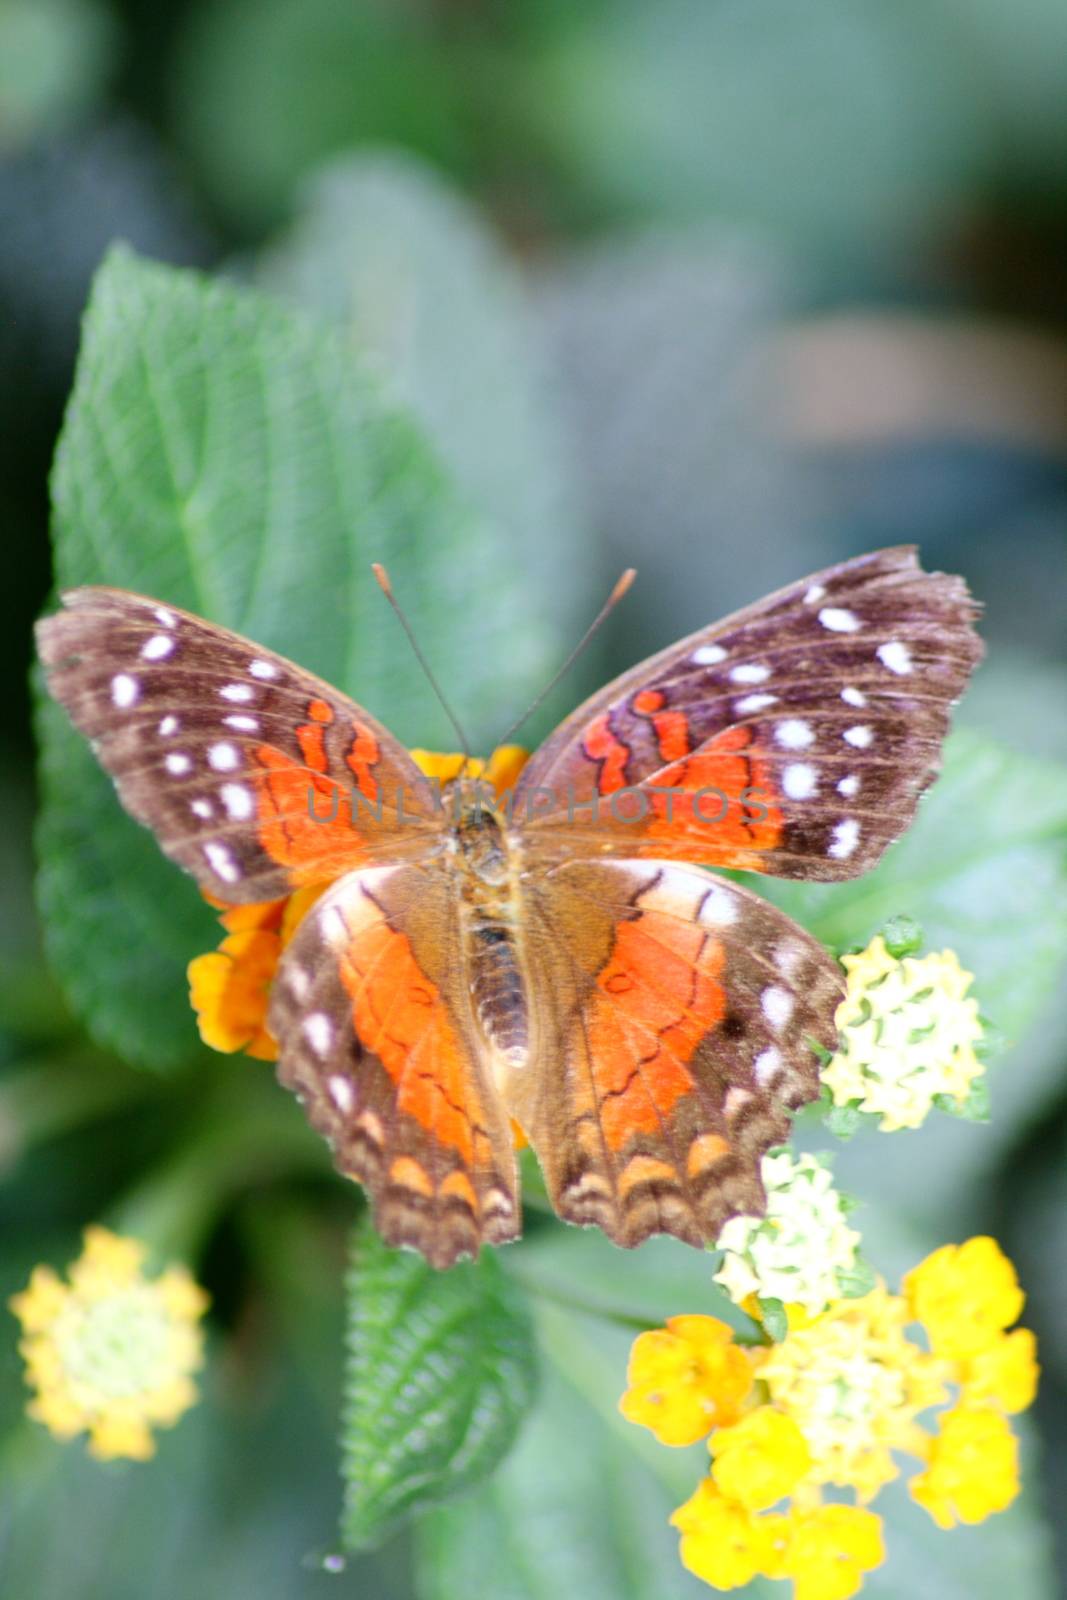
[37,587,441,903]
[508,858,842,1247]
[513,546,982,879]
[268,863,520,1267]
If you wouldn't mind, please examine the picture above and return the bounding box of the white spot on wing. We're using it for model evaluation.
[877,640,913,675]
[328,1075,354,1112]
[111,674,139,708]
[142,633,175,660]
[761,988,794,1031]
[249,659,279,680]
[819,607,861,633]
[154,607,177,628]
[303,1013,333,1055]
[783,762,817,800]
[775,942,804,980]
[209,742,240,771]
[220,683,254,703]
[221,783,253,821]
[319,903,349,950]
[735,693,778,714]
[753,1046,783,1085]
[837,774,859,797]
[829,819,861,859]
[730,663,770,685]
[159,715,179,736]
[191,799,213,819]
[775,718,814,749]
[841,686,867,707]
[165,753,192,775]
[285,965,311,1000]
[844,725,873,748]
[804,583,826,604]
[692,643,727,665]
[204,841,239,883]
[224,714,259,732]
[700,884,738,925]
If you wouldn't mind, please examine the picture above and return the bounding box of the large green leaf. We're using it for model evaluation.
[37,245,565,1067]
[341,1222,538,1551]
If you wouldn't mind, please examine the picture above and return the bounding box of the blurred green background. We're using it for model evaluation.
[3,1,1067,1596]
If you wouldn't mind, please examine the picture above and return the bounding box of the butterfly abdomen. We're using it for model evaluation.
[469,916,529,1068]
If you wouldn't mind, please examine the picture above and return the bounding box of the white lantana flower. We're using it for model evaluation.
[714,1151,862,1317]
[823,937,984,1132]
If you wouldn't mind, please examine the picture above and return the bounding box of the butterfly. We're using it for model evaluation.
[37,546,981,1268]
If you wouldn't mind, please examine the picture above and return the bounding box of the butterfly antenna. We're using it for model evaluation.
[493,568,637,750]
[371,564,474,762]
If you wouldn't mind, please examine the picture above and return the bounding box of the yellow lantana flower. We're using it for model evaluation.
[909,1404,1020,1528]
[188,746,528,1059]
[961,1327,1039,1413]
[758,1285,948,1501]
[627,1235,1036,1599]
[10,1226,209,1461]
[903,1235,1025,1360]
[781,1504,885,1600]
[710,1407,812,1511]
[671,1480,778,1590]
[619,1315,755,1446]
[823,937,984,1131]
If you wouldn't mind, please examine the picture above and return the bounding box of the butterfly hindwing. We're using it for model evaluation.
[269,864,520,1268]
[514,546,982,879]
[36,587,441,903]
[509,858,843,1249]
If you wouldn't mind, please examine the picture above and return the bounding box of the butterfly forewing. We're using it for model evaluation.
[36,588,442,903]
[515,546,982,880]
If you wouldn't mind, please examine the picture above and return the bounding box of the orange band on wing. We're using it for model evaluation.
[253,745,367,883]
[583,713,630,795]
[337,919,479,1164]
[633,689,691,765]
[640,725,784,869]
[346,723,381,802]
[589,912,726,1151]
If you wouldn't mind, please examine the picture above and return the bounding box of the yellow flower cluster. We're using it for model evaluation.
[621,1236,1037,1600]
[187,746,527,1059]
[10,1226,209,1461]
[823,937,984,1130]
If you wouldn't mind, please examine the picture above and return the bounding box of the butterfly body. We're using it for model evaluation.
[37,547,982,1268]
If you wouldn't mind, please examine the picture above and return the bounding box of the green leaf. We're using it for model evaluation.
[341,1220,538,1551]
[37,244,568,1066]
[836,1258,877,1298]
[880,913,924,958]
[824,1100,871,1140]
[415,1367,713,1600]
[755,1295,788,1342]
[934,1077,991,1124]
[763,730,1067,1042]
